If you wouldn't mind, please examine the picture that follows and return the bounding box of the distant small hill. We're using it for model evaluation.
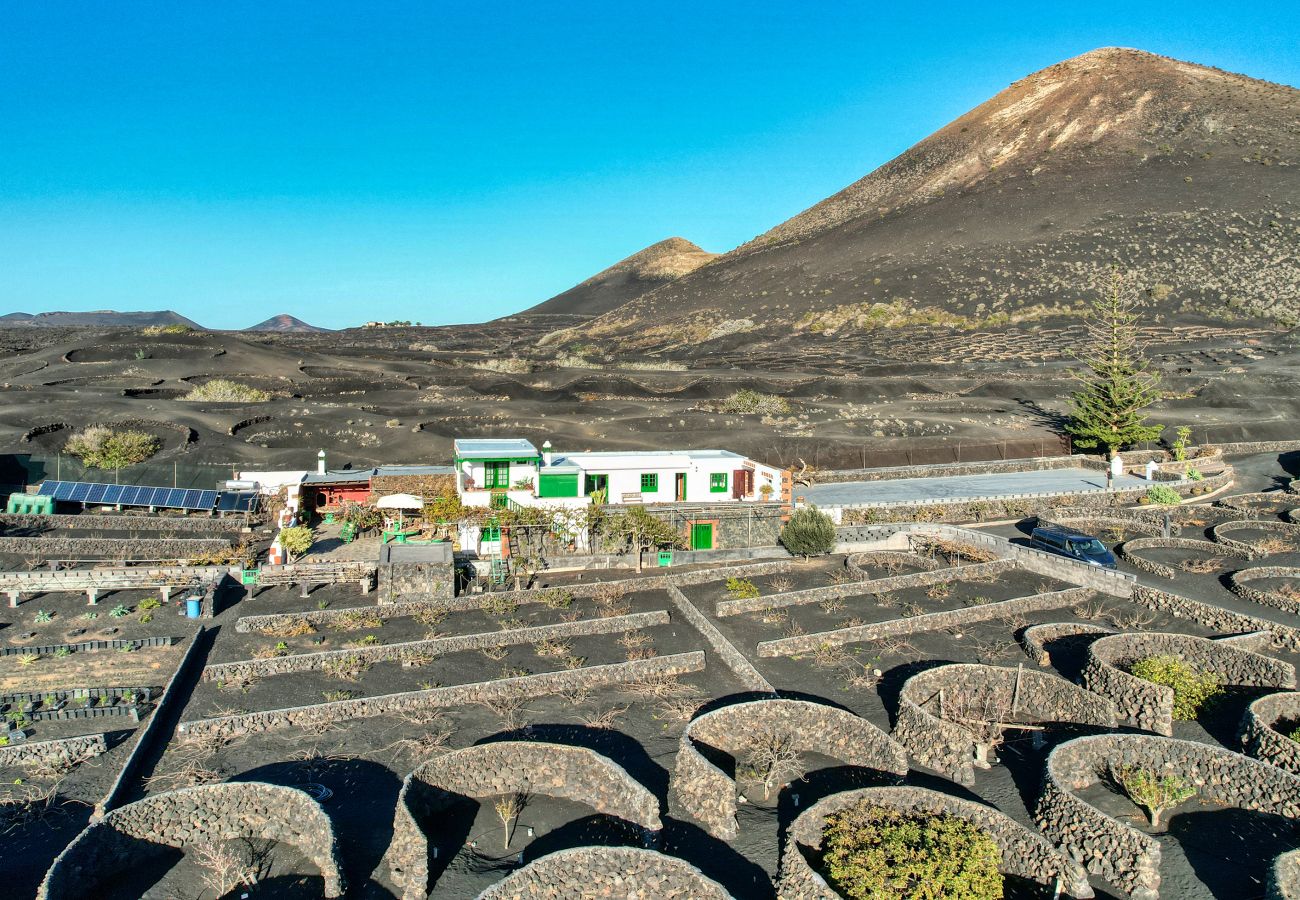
[0,310,204,329]
[244,314,330,333]
[516,237,717,319]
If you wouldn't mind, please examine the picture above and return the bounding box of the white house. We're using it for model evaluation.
[453,437,788,509]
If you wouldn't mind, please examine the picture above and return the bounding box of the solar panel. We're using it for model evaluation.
[216,492,258,512]
[35,480,219,511]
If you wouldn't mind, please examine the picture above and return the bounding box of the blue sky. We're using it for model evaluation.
[1,2,1296,330]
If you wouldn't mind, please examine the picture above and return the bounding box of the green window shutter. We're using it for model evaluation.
[640,473,658,492]
[710,473,728,493]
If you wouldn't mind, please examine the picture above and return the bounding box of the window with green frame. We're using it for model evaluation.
[640,472,658,492]
[710,472,728,493]
[481,524,501,541]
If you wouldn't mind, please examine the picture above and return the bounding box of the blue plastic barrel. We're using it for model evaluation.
[185,598,202,619]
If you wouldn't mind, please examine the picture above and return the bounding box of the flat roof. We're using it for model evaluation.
[549,449,745,470]
[374,465,456,476]
[453,438,538,459]
[302,470,372,485]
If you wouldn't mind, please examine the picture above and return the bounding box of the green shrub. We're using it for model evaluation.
[183,379,271,402]
[780,506,837,557]
[720,389,792,416]
[64,425,160,469]
[138,597,162,611]
[1287,724,1300,744]
[1186,468,1204,481]
[34,609,53,623]
[1113,766,1196,828]
[278,525,314,560]
[1145,485,1182,506]
[726,577,760,599]
[821,801,1003,900]
[109,603,130,618]
[1130,654,1223,720]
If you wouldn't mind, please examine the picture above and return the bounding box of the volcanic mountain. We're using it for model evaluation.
[244,313,330,333]
[553,48,1299,351]
[0,310,204,329]
[518,237,717,319]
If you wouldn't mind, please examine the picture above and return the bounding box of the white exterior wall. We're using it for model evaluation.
[458,460,539,494]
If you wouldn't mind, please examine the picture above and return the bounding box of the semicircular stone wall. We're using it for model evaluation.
[38,782,344,899]
[1242,691,1300,776]
[779,785,1092,899]
[893,663,1117,785]
[476,846,735,899]
[1020,622,1114,667]
[1035,733,1300,900]
[672,698,908,841]
[388,740,661,900]
[1082,631,1296,735]
[1117,537,1249,579]
[1230,567,1300,615]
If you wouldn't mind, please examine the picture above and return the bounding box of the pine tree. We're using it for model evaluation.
[1066,270,1163,459]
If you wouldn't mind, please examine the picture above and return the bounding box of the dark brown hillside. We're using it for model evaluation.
[555,48,1299,352]
[517,237,717,319]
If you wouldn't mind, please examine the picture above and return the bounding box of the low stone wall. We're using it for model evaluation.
[1270,849,1300,900]
[1043,515,1166,537]
[1242,692,1300,776]
[1035,733,1300,900]
[207,610,669,682]
[1215,492,1300,518]
[1082,632,1296,735]
[672,698,907,841]
[0,535,230,559]
[0,732,107,770]
[780,785,1091,900]
[756,587,1093,658]
[715,559,1016,618]
[390,742,661,899]
[1117,537,1250,578]
[0,513,242,534]
[39,782,345,899]
[1131,585,1300,651]
[180,651,706,742]
[843,550,940,577]
[1211,518,1300,555]
[808,455,1091,485]
[476,847,735,900]
[1210,439,1300,455]
[893,663,1117,785]
[664,585,773,693]
[1020,622,1114,667]
[1229,567,1300,615]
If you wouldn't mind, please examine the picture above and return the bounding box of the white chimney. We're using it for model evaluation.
[542,440,553,467]
[317,449,326,475]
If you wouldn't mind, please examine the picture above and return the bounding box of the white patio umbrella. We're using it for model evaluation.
[375,493,424,509]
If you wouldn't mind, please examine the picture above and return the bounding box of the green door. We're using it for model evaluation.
[690,523,713,550]
[484,461,509,489]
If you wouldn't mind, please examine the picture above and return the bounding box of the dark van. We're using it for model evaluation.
[1029,524,1117,569]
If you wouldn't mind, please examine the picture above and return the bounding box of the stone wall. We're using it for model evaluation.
[180,651,706,742]
[1132,585,1300,651]
[206,610,670,682]
[1229,566,1300,615]
[808,455,1093,485]
[843,550,941,577]
[1242,692,1300,776]
[757,587,1093,658]
[1020,622,1114,667]
[1215,492,1300,518]
[389,742,661,900]
[0,534,231,558]
[0,732,106,770]
[1082,632,1296,735]
[1117,537,1251,578]
[672,698,908,841]
[893,663,1117,785]
[714,559,1016,618]
[378,561,454,602]
[0,513,242,534]
[779,786,1091,899]
[39,782,345,899]
[476,847,735,900]
[1211,518,1300,555]
[1035,733,1300,900]
[663,585,773,693]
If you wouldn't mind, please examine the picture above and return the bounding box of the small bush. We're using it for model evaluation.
[34,609,54,623]
[1186,468,1203,481]
[1288,724,1300,743]
[109,603,131,618]
[726,577,760,599]
[1113,766,1196,828]
[1145,485,1182,506]
[64,426,160,469]
[821,801,1003,900]
[139,597,162,611]
[780,506,837,557]
[720,389,792,416]
[141,324,195,335]
[183,379,271,403]
[278,525,314,560]
[1130,654,1223,720]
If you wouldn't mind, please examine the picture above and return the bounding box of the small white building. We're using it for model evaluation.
[453,437,788,509]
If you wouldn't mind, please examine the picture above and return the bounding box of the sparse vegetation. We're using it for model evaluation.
[720,389,792,415]
[726,577,760,599]
[64,425,160,469]
[184,379,272,402]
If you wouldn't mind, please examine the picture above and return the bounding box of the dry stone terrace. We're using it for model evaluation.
[3,450,1300,898]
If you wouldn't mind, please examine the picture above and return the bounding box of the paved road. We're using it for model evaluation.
[800,467,1149,507]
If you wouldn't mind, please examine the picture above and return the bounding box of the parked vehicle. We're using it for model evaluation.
[1029,524,1117,568]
